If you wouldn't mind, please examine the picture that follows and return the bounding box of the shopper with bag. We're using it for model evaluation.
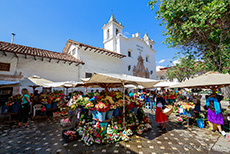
[17,88,31,128]
[155,93,168,131]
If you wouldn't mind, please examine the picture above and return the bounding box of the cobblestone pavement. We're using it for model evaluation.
[0,108,229,154]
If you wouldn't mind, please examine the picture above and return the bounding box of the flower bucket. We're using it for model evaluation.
[12,104,20,113]
[196,118,204,128]
[130,107,134,112]
[133,107,138,114]
[52,102,58,108]
[186,109,194,117]
[113,108,120,118]
[82,106,87,113]
[92,110,98,120]
[195,105,200,113]
[100,122,108,134]
[97,111,106,121]
[41,111,46,116]
[119,109,123,117]
[179,107,186,115]
[106,110,114,120]
[2,106,9,114]
[45,104,51,109]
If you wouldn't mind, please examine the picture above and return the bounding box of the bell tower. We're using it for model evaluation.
[102,15,124,52]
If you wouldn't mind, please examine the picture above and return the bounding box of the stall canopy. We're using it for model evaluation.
[82,73,160,88]
[153,81,177,88]
[19,75,53,87]
[43,81,84,88]
[169,72,230,89]
[82,73,160,127]
[0,80,20,86]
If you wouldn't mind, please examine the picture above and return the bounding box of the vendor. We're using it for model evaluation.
[206,93,226,137]
[155,93,168,131]
[67,94,78,128]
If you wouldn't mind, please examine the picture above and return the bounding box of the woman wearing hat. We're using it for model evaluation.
[155,93,168,130]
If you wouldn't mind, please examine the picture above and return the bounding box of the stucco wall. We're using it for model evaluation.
[118,36,156,79]
[0,52,80,82]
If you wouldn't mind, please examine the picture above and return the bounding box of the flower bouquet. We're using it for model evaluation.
[84,101,94,110]
[95,101,109,112]
[5,96,14,106]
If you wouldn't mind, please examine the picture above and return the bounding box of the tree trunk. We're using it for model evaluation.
[221,86,230,99]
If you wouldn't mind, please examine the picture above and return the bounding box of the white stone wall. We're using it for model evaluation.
[118,36,156,79]
[75,46,124,79]
[0,52,80,82]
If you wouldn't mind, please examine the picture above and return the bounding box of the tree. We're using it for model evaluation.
[148,0,230,73]
[166,56,204,82]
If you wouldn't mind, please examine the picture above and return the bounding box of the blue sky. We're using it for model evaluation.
[0,0,179,70]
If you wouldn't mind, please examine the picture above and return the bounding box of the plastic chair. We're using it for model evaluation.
[33,104,43,117]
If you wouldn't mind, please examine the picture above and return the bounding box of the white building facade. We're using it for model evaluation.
[63,15,156,79]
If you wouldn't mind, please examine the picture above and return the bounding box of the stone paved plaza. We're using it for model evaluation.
[0,108,229,154]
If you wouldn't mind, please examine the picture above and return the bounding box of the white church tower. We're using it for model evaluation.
[102,15,124,52]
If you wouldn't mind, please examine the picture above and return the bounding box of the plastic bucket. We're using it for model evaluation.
[106,110,114,120]
[186,109,194,117]
[97,111,106,121]
[41,111,46,116]
[196,118,204,128]
[52,102,58,108]
[45,104,51,109]
[100,122,108,134]
[113,108,120,118]
[82,106,87,113]
[133,107,138,114]
[92,110,98,120]
[12,104,20,113]
[2,106,9,114]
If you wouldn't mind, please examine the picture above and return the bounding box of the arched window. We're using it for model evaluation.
[116,29,119,36]
[107,29,110,39]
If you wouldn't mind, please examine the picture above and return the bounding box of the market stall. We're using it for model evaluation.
[169,72,230,130]
[60,73,160,145]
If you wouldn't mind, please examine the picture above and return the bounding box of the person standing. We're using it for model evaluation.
[206,93,226,136]
[18,88,31,128]
[149,91,155,112]
[155,93,168,130]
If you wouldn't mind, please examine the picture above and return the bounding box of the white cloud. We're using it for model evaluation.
[172,59,180,65]
[123,32,130,38]
[156,65,164,71]
[158,59,166,64]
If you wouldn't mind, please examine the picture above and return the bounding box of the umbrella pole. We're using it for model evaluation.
[122,81,126,128]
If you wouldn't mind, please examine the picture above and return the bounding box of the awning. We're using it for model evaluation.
[169,72,230,89]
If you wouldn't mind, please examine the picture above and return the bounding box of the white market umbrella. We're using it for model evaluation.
[19,75,53,87]
[124,84,145,89]
[169,72,230,89]
[82,72,160,126]
[154,81,177,88]
[19,75,53,93]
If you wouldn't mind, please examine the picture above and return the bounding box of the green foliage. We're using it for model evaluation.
[149,0,230,73]
[166,56,205,82]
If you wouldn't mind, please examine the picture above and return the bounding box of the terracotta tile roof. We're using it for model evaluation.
[63,39,126,59]
[0,41,84,65]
